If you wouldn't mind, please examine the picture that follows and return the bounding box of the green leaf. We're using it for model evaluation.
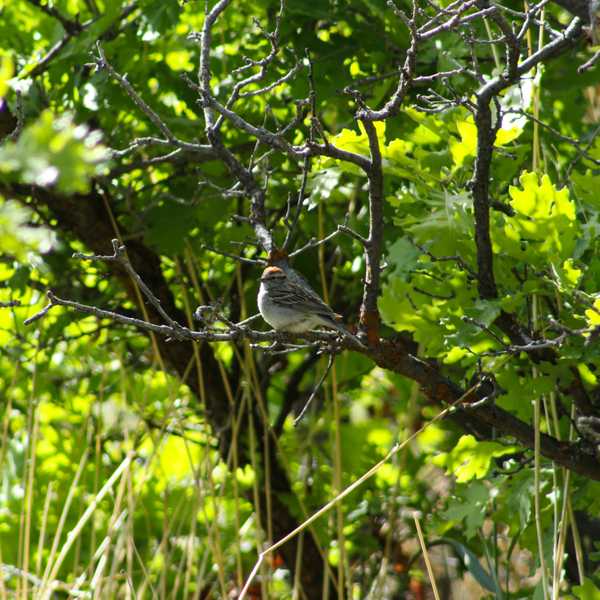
[0,200,56,259]
[572,578,600,600]
[325,121,385,160]
[496,171,577,264]
[433,538,500,594]
[577,362,597,386]
[309,168,342,201]
[431,434,519,482]
[552,258,582,290]
[441,481,489,539]
[450,115,522,167]
[386,237,421,278]
[498,371,556,421]
[505,469,534,531]
[0,55,13,97]
[379,277,444,351]
[450,118,477,167]
[572,171,600,210]
[0,111,109,193]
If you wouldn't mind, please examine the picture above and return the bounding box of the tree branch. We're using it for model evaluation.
[359,120,384,342]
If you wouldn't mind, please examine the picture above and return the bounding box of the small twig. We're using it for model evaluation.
[24,0,83,33]
[413,68,467,84]
[23,2,137,79]
[236,314,262,327]
[294,352,335,426]
[73,239,187,337]
[490,199,515,216]
[413,286,455,300]
[413,241,478,279]
[506,108,600,166]
[23,289,353,349]
[578,48,600,73]
[110,136,172,158]
[338,224,370,247]
[462,315,508,347]
[418,1,490,40]
[288,229,342,258]
[25,35,74,79]
[212,0,289,131]
[354,0,417,121]
[0,300,21,308]
[252,342,318,354]
[463,314,577,355]
[282,156,310,250]
[8,91,25,142]
[282,51,315,251]
[94,43,209,154]
[202,244,266,266]
[288,215,365,258]
[23,298,54,325]
[238,60,303,98]
[565,121,600,180]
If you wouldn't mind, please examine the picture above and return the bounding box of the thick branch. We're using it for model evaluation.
[368,338,600,480]
[471,16,583,339]
[472,96,498,299]
[359,120,384,342]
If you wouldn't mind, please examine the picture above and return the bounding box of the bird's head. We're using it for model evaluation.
[260,266,287,282]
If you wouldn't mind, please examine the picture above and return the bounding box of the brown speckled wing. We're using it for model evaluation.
[268,279,337,322]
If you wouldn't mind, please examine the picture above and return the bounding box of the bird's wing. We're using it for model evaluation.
[287,269,324,303]
[268,279,337,321]
[269,277,366,347]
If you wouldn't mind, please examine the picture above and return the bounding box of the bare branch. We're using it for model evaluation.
[358,120,384,341]
[1,300,21,309]
[294,353,335,426]
[288,229,343,258]
[23,2,138,79]
[282,156,310,251]
[238,60,303,98]
[357,0,418,121]
[471,15,583,303]
[7,92,25,142]
[24,0,83,34]
[24,290,362,351]
[202,244,266,266]
[73,239,188,336]
[413,242,477,279]
[25,35,74,79]
[578,48,600,73]
[94,43,210,155]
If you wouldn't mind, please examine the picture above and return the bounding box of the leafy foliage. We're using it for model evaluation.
[1,0,600,598]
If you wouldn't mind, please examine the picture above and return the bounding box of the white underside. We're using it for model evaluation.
[258,284,326,332]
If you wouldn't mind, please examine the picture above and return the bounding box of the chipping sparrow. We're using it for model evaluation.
[258,265,363,346]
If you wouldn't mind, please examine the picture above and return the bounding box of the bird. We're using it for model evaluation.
[257,265,364,347]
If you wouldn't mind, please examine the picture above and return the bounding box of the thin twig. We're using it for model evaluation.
[202,245,266,266]
[578,48,600,73]
[94,43,210,154]
[24,0,83,34]
[23,290,351,347]
[73,239,187,336]
[294,353,335,426]
[0,300,21,308]
[8,91,25,142]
